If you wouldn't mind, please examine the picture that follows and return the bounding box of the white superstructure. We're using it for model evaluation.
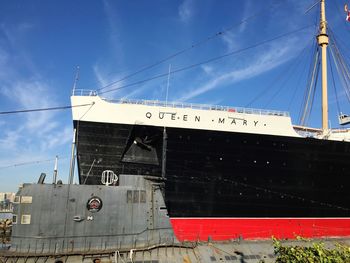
[71,91,300,138]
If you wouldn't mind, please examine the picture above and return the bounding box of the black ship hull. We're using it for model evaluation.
[75,120,350,240]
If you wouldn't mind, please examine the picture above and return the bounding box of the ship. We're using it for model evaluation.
[69,0,350,241]
[2,0,350,262]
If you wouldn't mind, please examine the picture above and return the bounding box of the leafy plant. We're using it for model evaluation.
[273,237,350,263]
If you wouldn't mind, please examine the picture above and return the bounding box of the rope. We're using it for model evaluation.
[0,103,94,115]
[0,156,68,170]
[96,2,283,92]
[328,47,341,115]
[99,25,314,95]
[299,45,320,126]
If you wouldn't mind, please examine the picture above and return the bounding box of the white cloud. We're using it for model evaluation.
[0,23,71,171]
[0,127,24,152]
[2,81,55,133]
[201,65,214,75]
[102,0,124,65]
[44,126,72,150]
[120,86,148,100]
[93,64,126,97]
[238,0,253,33]
[178,0,194,23]
[93,64,110,88]
[221,31,239,52]
[178,38,299,102]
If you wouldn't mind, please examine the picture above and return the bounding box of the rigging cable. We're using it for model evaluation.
[299,44,320,126]
[285,11,321,111]
[328,46,342,115]
[245,35,315,108]
[328,28,350,103]
[0,156,68,170]
[99,25,314,96]
[263,37,316,109]
[304,54,320,126]
[330,50,350,104]
[96,2,283,92]
[0,103,94,115]
[287,39,316,111]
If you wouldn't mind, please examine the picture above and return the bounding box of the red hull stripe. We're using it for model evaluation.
[170,218,350,241]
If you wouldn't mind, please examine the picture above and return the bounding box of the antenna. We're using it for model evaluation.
[53,155,58,184]
[72,66,80,95]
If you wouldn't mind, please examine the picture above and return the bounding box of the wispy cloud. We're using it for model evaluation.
[0,23,72,170]
[93,64,126,96]
[201,65,214,75]
[44,126,72,150]
[102,0,124,66]
[221,31,239,52]
[178,0,194,23]
[93,64,111,88]
[0,127,23,152]
[178,38,300,102]
[3,81,54,131]
[1,23,39,77]
[238,0,253,33]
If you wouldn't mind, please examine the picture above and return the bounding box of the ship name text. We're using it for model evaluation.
[145,111,264,127]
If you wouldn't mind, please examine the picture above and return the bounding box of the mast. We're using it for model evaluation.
[317,0,329,132]
[68,128,77,184]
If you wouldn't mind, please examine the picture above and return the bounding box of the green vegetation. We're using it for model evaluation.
[272,237,350,263]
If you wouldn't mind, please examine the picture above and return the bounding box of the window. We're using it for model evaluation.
[127,190,132,203]
[21,196,32,204]
[140,191,146,203]
[133,190,139,203]
[12,214,17,224]
[21,214,31,224]
[14,196,20,203]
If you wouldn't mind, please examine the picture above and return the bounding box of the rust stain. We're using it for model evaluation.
[183,255,192,263]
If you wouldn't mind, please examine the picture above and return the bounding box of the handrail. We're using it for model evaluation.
[72,89,290,117]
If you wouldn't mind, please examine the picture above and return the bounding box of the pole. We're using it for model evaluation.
[68,129,76,184]
[53,155,58,184]
[317,0,329,132]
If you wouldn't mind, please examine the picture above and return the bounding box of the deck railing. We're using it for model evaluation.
[72,89,290,117]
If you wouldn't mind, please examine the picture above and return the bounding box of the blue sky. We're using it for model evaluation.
[1,0,350,192]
